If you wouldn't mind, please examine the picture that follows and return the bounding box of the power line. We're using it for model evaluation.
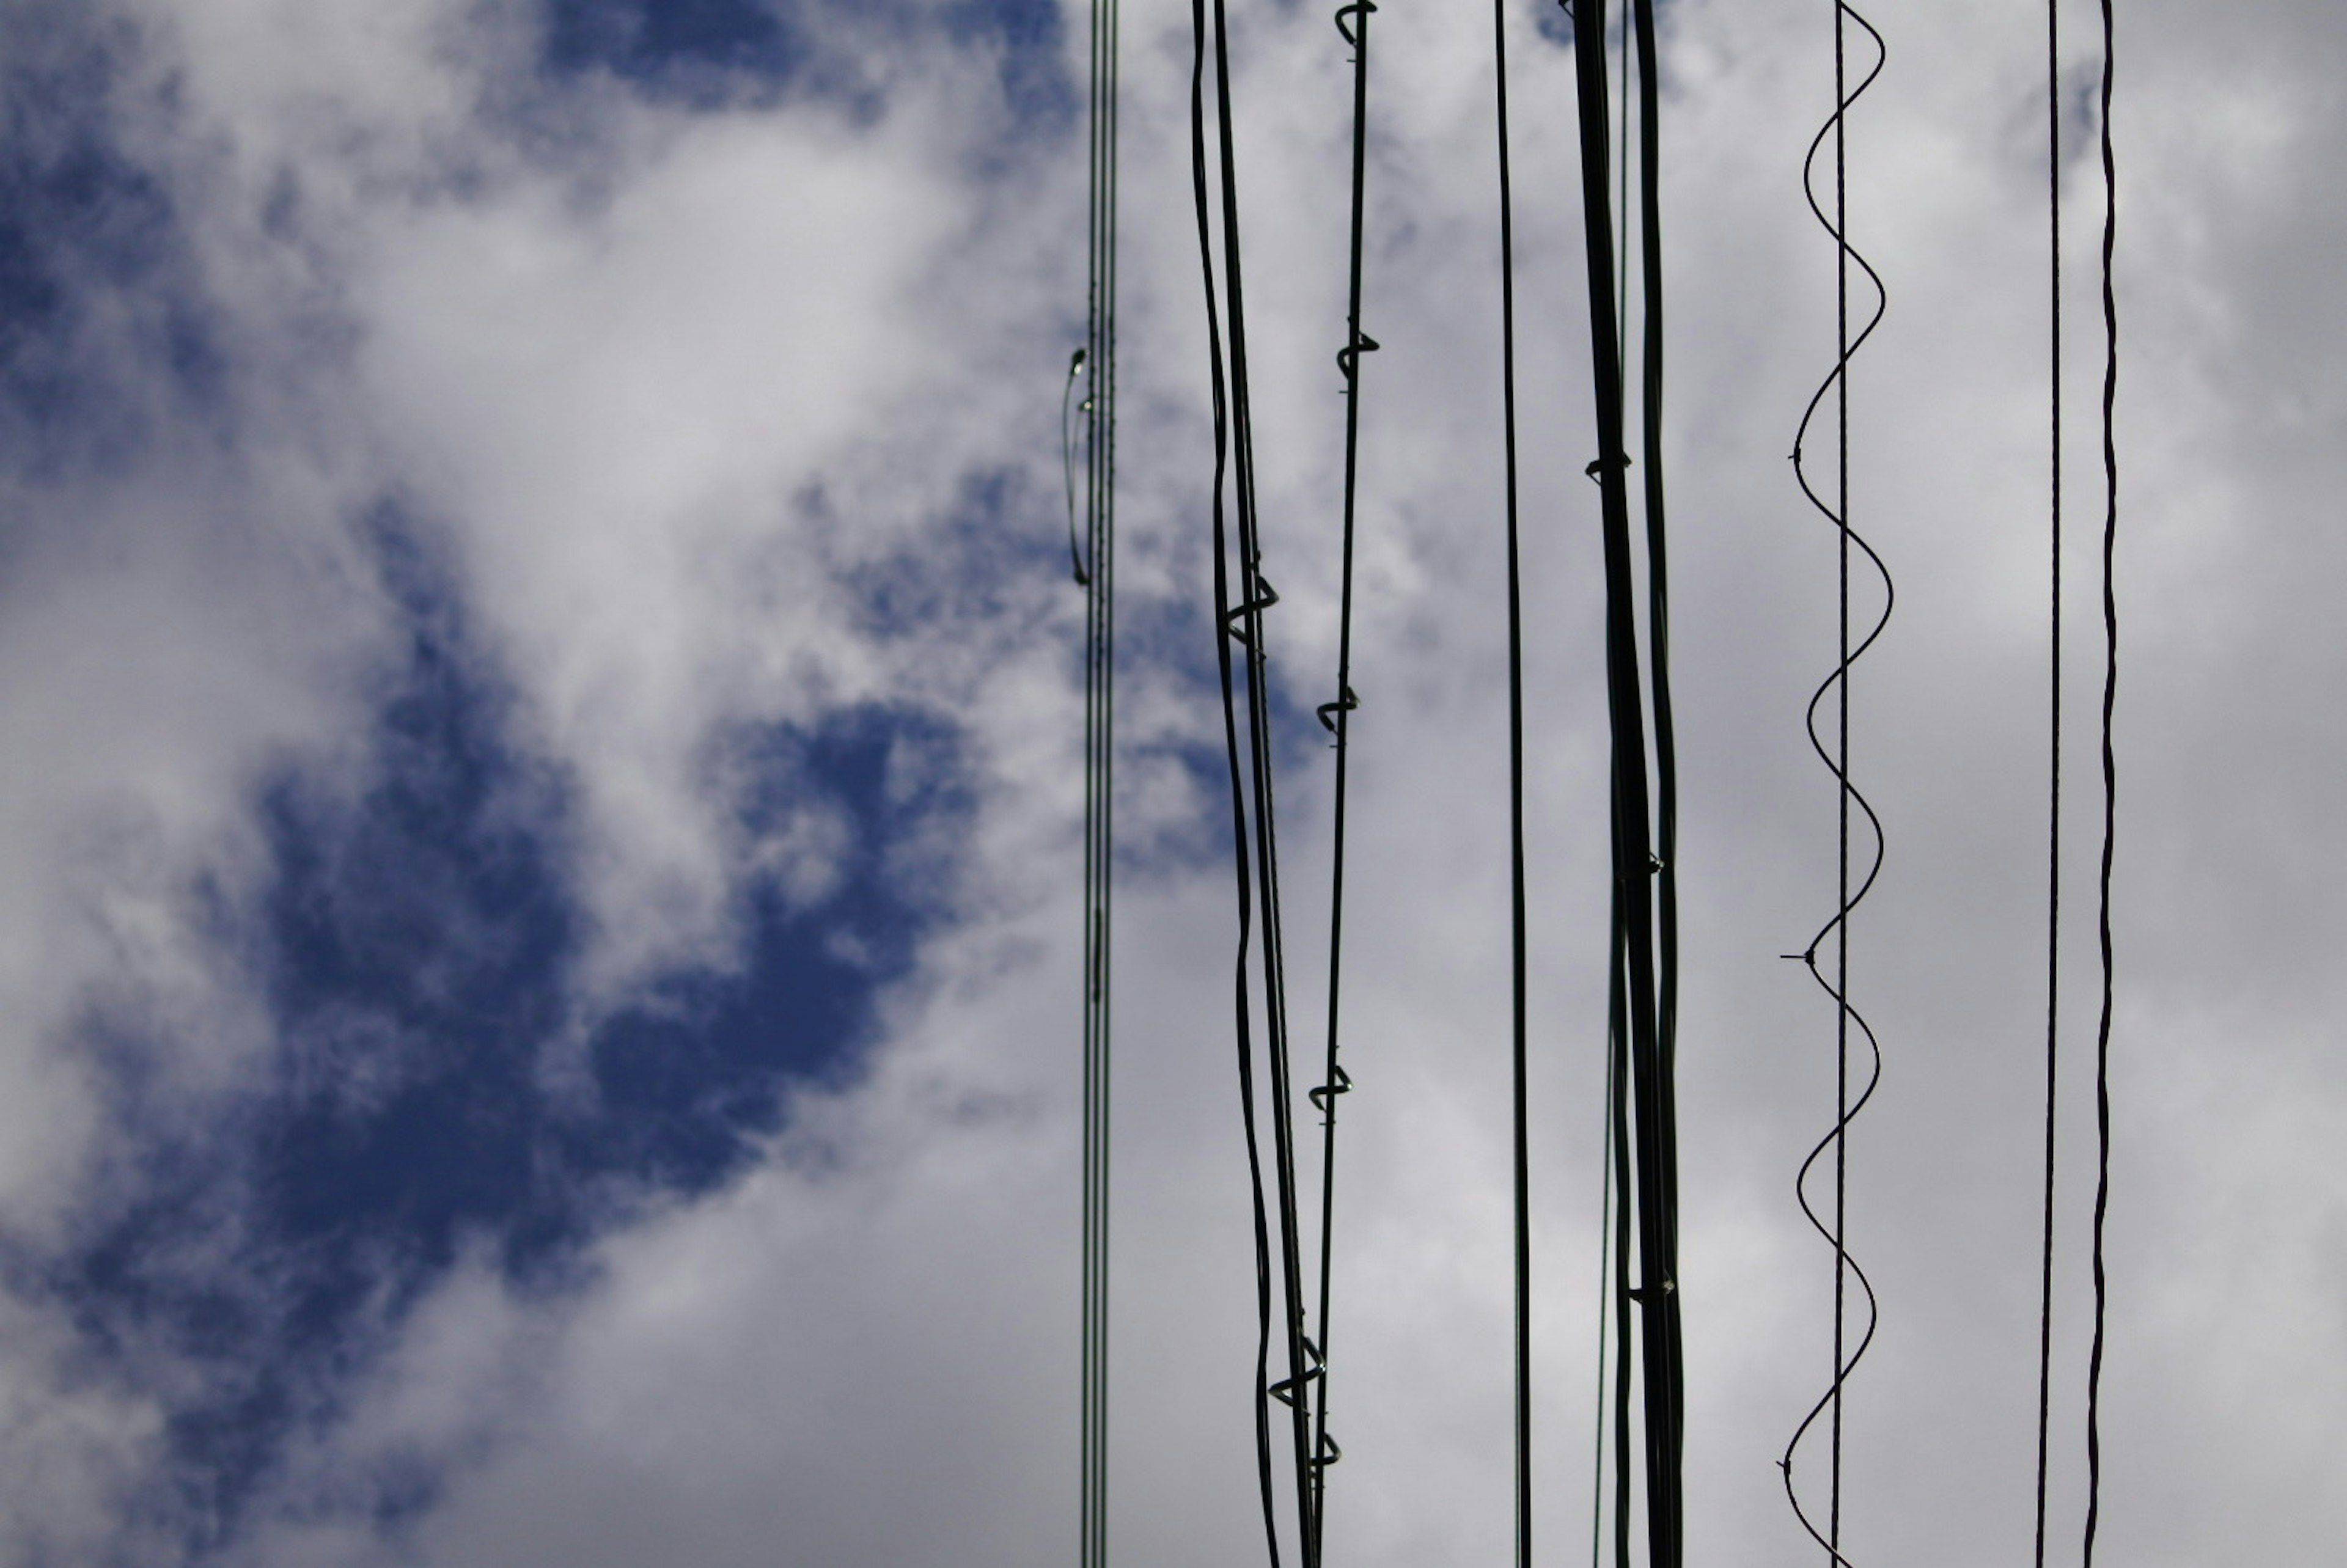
[1078,2,1118,1564]
[1779,4,1889,1564]
[2032,0,2064,1557]
[1567,2,1686,1559]
[1189,1,1319,1560]
[1307,0,1379,1550]
[1489,2,1530,1564]
[2082,4,2117,1558]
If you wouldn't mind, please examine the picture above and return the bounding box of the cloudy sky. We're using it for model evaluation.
[0,0,2341,1563]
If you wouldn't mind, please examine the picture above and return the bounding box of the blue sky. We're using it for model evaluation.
[1,1,2345,1565]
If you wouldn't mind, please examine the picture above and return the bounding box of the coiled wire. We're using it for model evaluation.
[1777,6,1890,1566]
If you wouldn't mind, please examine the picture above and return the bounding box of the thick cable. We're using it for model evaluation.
[1307,1,1378,1545]
[1192,1,1320,1559]
[1490,4,1530,1564]
[2082,6,2116,1559]
[1777,5,1889,1564]
[1568,3,1684,1560]
[2032,0,2065,1558]
[1592,21,1633,1567]
[1078,3,1118,1565]
[1631,0,1682,1484]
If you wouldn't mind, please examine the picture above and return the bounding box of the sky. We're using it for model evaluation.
[0,0,2342,1564]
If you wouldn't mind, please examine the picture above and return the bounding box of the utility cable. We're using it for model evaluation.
[1568,2,1685,1561]
[1591,17,1633,1566]
[1491,3,1531,1565]
[2032,1,2065,1559]
[1777,6,1889,1566]
[1307,0,1378,1550]
[1078,2,1118,1564]
[2082,6,2117,1559]
[1191,2,1320,1561]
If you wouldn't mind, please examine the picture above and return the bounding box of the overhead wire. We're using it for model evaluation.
[2082,4,2117,1559]
[2031,0,2065,1558]
[1777,3,1889,1564]
[1568,1,1686,1560]
[1489,4,1531,1567]
[1307,0,1379,1549]
[1190,0,1321,1561]
[1078,1,1118,1563]
[1589,12,1633,1563]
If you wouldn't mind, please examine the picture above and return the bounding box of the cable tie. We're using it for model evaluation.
[1584,453,1632,483]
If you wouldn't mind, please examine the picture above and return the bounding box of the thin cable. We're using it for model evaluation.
[2082,7,2117,1559]
[1307,0,1377,1548]
[1778,6,1889,1564]
[1188,3,1280,1560]
[1194,1,1320,1559]
[1078,1,1118,1563]
[2032,0,2063,1559]
[1491,5,1530,1566]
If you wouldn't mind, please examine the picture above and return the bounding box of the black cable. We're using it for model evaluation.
[1630,0,1681,1486]
[1777,6,1889,1564]
[1490,3,1530,1564]
[1307,0,1378,1548]
[2032,0,2063,1558]
[1078,2,1118,1564]
[2082,6,2116,1559]
[1192,2,1319,1559]
[1567,3,1684,1561]
[1188,3,1281,1559]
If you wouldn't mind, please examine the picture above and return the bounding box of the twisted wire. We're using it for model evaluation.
[1307,0,1379,1548]
[2082,5,2117,1557]
[1191,1,1319,1559]
[1776,7,1889,1565]
[1077,2,1118,1564]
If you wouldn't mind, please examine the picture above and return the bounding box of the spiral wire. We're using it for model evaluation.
[1189,1,1321,1561]
[1776,5,1890,1565]
[1077,2,1118,1564]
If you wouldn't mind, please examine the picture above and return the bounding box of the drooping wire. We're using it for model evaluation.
[1490,3,1531,1565]
[1190,1,1320,1561]
[1306,1,1378,1550]
[2082,5,2116,1559]
[1777,5,1889,1566]
[1077,2,1118,1565]
[2030,1,2065,1560]
[1568,2,1686,1561]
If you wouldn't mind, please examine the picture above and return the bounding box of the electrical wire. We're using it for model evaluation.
[1191,2,1319,1560]
[1490,4,1531,1565]
[1306,0,1378,1550]
[1078,2,1118,1564]
[2082,6,2117,1558]
[2031,1,2065,1559]
[1568,2,1686,1560]
[1777,5,1889,1565]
